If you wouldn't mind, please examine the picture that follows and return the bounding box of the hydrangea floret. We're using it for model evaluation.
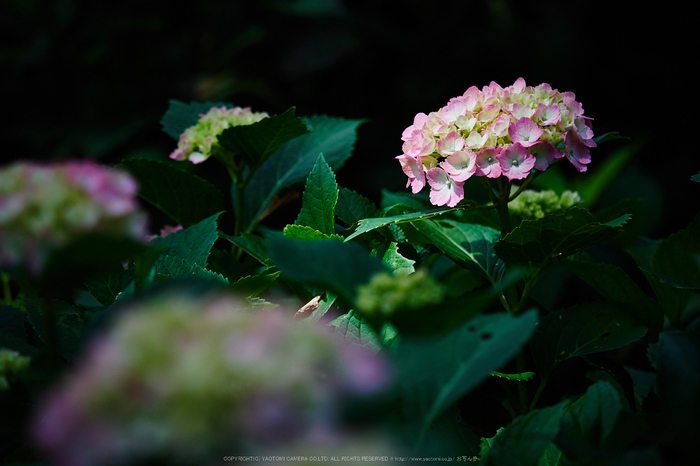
[508,189,582,219]
[0,161,147,275]
[0,348,31,391]
[32,293,393,465]
[356,269,445,317]
[398,78,595,206]
[169,105,269,164]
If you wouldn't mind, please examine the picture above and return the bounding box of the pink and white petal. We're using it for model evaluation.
[441,150,477,182]
[535,104,560,126]
[397,155,426,193]
[475,147,502,178]
[189,152,208,164]
[497,143,536,180]
[528,141,559,171]
[512,77,527,93]
[573,117,596,146]
[437,131,466,156]
[564,130,592,172]
[511,103,535,120]
[447,181,465,207]
[508,117,544,148]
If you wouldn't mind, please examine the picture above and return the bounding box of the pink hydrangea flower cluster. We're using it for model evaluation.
[33,293,393,465]
[0,161,147,275]
[398,78,595,207]
[169,105,269,164]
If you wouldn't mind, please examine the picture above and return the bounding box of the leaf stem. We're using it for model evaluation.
[2,272,11,304]
[529,377,548,411]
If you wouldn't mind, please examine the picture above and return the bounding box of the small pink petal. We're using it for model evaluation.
[564,130,592,172]
[474,147,502,178]
[441,150,477,182]
[508,117,544,148]
[528,141,561,171]
[497,143,536,180]
[427,168,464,207]
[437,131,466,156]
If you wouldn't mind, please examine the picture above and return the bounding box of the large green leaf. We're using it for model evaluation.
[241,115,365,230]
[531,301,648,380]
[644,211,700,327]
[396,310,538,441]
[219,232,271,265]
[329,309,383,353]
[218,107,310,169]
[647,329,700,442]
[412,219,504,283]
[294,153,338,235]
[119,158,225,227]
[282,224,342,240]
[558,381,622,448]
[344,206,459,242]
[375,242,415,276]
[152,255,228,285]
[335,187,381,226]
[483,401,568,466]
[160,100,228,140]
[150,212,222,267]
[267,233,388,302]
[495,207,629,268]
[562,257,664,336]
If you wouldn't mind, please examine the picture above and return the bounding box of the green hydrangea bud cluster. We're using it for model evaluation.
[0,348,31,391]
[169,106,269,164]
[356,269,445,317]
[0,161,147,275]
[33,293,394,465]
[508,189,581,219]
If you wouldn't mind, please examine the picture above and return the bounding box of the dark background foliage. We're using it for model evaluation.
[2,0,695,236]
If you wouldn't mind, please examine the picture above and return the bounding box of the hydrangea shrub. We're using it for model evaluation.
[398,78,595,206]
[0,161,146,275]
[32,293,393,465]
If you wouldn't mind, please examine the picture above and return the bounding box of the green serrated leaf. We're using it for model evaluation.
[242,115,365,231]
[267,233,388,303]
[231,269,280,297]
[412,219,504,283]
[491,371,536,381]
[150,212,222,267]
[283,224,343,240]
[119,158,225,227]
[647,330,700,438]
[294,154,338,235]
[495,207,627,267]
[345,206,459,242]
[484,401,568,466]
[152,255,229,285]
[555,381,623,462]
[160,100,229,140]
[644,212,700,327]
[336,187,381,226]
[531,301,648,380]
[23,299,84,362]
[218,107,310,169]
[397,310,538,442]
[85,266,134,306]
[378,242,415,276]
[691,172,700,183]
[562,258,663,336]
[329,309,383,353]
[219,232,271,266]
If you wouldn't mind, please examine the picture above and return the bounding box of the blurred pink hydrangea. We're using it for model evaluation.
[0,161,147,275]
[32,293,394,465]
[398,78,595,206]
[169,105,269,164]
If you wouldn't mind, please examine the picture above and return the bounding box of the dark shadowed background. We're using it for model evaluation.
[2,0,696,237]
